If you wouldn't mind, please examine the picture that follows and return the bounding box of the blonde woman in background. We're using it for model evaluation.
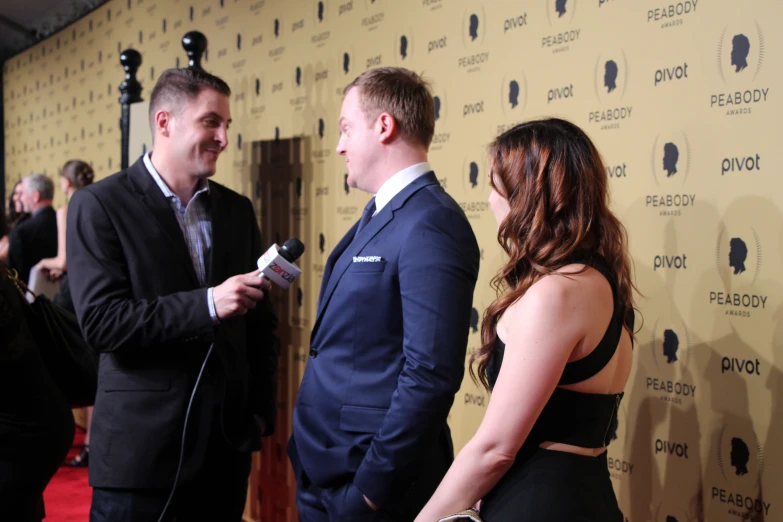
[37,159,95,468]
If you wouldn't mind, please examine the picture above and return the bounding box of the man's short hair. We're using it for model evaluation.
[148,68,231,131]
[345,67,436,149]
[24,173,55,201]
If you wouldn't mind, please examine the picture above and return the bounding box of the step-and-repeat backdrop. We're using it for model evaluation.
[4,1,782,521]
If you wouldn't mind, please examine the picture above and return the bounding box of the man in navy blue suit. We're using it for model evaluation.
[288,67,480,521]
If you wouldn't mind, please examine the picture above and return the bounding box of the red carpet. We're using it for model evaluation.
[43,428,91,521]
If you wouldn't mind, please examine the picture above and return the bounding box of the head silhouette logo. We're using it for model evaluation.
[344,174,350,194]
[469,14,479,40]
[604,60,618,92]
[434,96,441,120]
[343,52,350,74]
[469,162,479,188]
[731,437,750,475]
[163,19,167,33]
[274,19,280,37]
[190,7,194,21]
[256,79,261,96]
[663,143,679,177]
[509,80,520,108]
[715,424,765,496]
[715,227,762,290]
[318,118,325,139]
[555,0,567,17]
[731,34,750,73]
[666,517,679,522]
[275,127,280,141]
[296,67,302,86]
[319,233,325,253]
[296,177,302,198]
[716,22,766,85]
[663,329,679,363]
[650,133,691,186]
[297,288,303,307]
[651,321,691,371]
[470,307,479,333]
[400,35,408,59]
[237,34,242,50]
[318,1,324,21]
[729,237,748,275]
[237,133,242,150]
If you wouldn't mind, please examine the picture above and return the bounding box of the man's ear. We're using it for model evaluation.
[154,109,173,139]
[377,112,397,144]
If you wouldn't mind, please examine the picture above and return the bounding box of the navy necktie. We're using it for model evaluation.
[355,197,376,235]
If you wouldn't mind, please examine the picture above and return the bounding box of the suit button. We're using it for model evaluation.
[309,349,317,358]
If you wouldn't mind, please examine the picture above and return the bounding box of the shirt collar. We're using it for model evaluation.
[143,151,210,202]
[373,162,432,214]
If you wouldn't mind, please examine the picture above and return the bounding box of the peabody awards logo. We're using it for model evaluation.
[497,72,528,135]
[543,0,582,54]
[606,401,634,481]
[312,1,331,46]
[711,227,767,319]
[589,50,632,131]
[712,424,769,518]
[431,91,451,152]
[269,16,285,61]
[647,0,699,29]
[712,21,769,116]
[646,319,695,405]
[648,132,694,217]
[361,0,384,31]
[459,158,490,221]
[458,3,489,73]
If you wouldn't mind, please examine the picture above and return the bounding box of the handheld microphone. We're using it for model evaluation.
[257,238,306,288]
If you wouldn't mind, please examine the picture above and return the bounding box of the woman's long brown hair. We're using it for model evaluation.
[470,118,638,390]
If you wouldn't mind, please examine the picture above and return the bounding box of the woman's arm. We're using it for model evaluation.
[0,235,9,262]
[414,277,585,522]
[38,206,68,276]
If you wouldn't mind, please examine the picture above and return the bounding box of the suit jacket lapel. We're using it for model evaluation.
[128,157,200,287]
[312,172,440,336]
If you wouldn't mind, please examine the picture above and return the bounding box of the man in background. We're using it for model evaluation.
[7,173,57,285]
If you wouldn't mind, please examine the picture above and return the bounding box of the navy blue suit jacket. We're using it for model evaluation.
[288,172,480,519]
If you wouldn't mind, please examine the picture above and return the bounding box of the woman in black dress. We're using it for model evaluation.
[416,119,637,522]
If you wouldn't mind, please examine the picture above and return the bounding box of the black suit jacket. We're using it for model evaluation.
[67,157,279,489]
[7,206,57,285]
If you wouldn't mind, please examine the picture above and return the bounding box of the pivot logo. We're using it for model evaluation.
[655,439,689,458]
[463,100,484,117]
[423,0,443,12]
[721,154,761,176]
[503,13,527,34]
[459,4,489,72]
[721,356,760,376]
[339,1,353,15]
[498,73,528,132]
[713,22,769,116]
[543,0,581,54]
[647,321,695,404]
[464,392,486,407]
[547,83,573,104]
[647,0,699,29]
[653,254,687,271]
[606,162,627,179]
[712,424,770,518]
[648,132,694,217]
[655,62,688,86]
[589,50,631,131]
[459,158,490,221]
[711,226,767,318]
[428,35,447,53]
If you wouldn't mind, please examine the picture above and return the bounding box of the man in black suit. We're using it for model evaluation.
[7,173,57,285]
[67,68,279,522]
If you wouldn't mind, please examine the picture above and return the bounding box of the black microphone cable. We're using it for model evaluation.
[157,341,215,522]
